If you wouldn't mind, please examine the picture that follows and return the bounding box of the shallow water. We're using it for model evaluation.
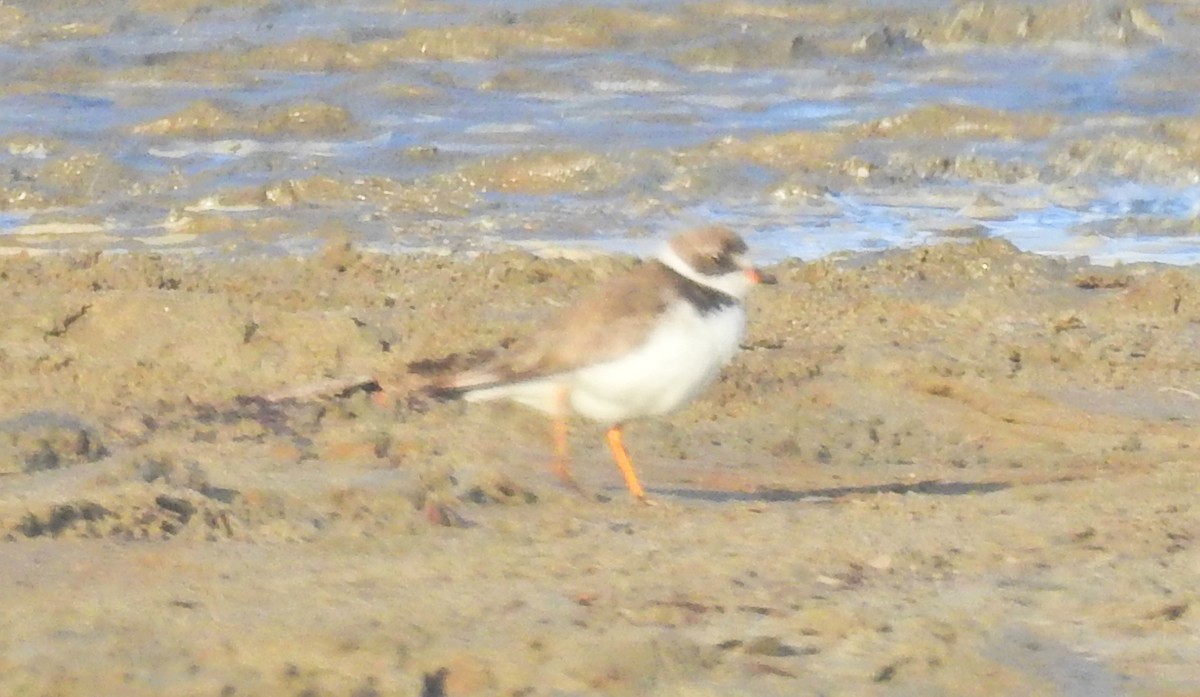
[2,0,1199,264]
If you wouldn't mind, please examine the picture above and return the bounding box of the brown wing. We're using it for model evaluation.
[468,261,676,385]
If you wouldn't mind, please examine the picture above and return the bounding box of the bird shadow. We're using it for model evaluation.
[649,478,1011,504]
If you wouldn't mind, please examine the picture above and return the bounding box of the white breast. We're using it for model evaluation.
[567,302,746,423]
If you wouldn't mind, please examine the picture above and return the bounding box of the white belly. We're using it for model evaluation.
[464,303,746,423]
[567,303,745,423]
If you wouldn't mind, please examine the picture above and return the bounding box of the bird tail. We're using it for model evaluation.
[422,369,504,401]
[407,346,511,401]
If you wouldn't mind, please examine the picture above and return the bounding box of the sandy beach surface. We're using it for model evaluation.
[1,239,1197,696]
[2,0,1200,694]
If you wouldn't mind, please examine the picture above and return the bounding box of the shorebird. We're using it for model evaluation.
[427,226,773,502]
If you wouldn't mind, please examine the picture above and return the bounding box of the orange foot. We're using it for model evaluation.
[606,425,651,504]
[550,456,583,494]
[550,413,584,494]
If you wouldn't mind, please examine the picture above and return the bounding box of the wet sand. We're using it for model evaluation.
[1,240,1197,695]
[2,0,1200,262]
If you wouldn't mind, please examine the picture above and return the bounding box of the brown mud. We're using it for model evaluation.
[1,239,1197,696]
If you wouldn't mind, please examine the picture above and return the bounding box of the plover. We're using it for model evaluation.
[427,226,773,502]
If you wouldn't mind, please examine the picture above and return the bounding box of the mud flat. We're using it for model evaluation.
[0,239,1196,696]
[2,1,1199,694]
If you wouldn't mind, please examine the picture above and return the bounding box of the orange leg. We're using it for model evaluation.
[605,424,647,502]
[549,388,580,491]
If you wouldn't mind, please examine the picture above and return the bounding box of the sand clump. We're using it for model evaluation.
[132,100,357,140]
